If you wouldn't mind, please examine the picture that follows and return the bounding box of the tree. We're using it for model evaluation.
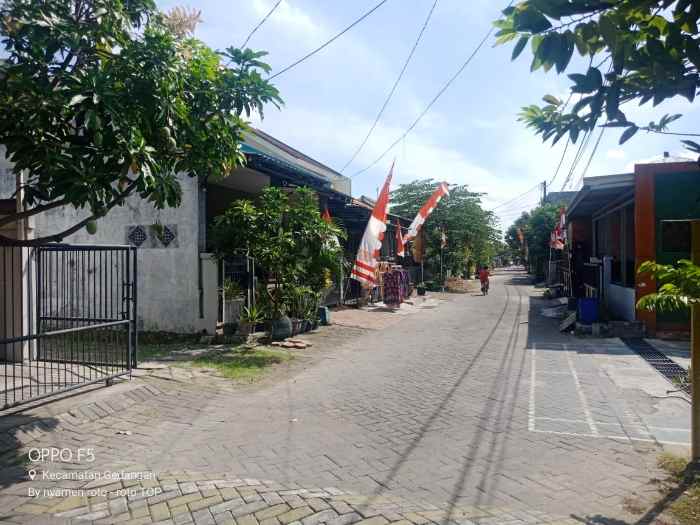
[505,204,559,277]
[505,212,530,263]
[494,1,700,157]
[637,259,700,312]
[0,0,282,245]
[210,187,345,317]
[391,179,499,277]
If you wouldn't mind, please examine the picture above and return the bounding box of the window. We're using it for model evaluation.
[661,221,690,253]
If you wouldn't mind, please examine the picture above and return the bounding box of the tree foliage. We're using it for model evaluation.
[391,179,499,276]
[506,204,560,276]
[210,187,345,316]
[494,1,700,155]
[0,0,282,244]
[637,259,700,312]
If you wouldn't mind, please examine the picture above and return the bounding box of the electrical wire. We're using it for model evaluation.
[340,0,439,173]
[572,126,606,189]
[489,182,541,211]
[559,128,593,190]
[241,0,283,49]
[269,0,391,80]
[351,0,515,178]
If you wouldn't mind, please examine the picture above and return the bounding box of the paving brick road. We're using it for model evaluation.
[0,271,691,524]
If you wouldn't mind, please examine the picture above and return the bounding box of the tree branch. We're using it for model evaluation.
[0,198,68,228]
[0,181,138,247]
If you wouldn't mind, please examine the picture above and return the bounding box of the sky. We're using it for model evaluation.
[157,0,699,231]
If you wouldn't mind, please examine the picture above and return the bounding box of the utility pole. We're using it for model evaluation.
[692,221,700,460]
[541,180,547,206]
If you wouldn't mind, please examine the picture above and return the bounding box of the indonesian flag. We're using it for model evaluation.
[350,163,394,287]
[322,206,332,223]
[404,182,450,243]
[395,219,405,257]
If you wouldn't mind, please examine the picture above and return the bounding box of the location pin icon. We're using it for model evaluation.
[27,469,36,480]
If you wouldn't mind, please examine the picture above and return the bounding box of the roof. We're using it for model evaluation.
[543,191,577,206]
[243,128,351,195]
[249,128,341,176]
[567,172,635,220]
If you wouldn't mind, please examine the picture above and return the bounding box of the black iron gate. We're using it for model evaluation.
[1,243,137,410]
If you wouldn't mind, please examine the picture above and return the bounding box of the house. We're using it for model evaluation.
[1,129,402,334]
[565,157,700,335]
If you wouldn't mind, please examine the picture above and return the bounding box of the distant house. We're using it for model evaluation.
[565,157,700,335]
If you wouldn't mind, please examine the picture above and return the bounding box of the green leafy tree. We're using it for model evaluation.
[494,1,700,156]
[210,187,345,318]
[506,204,559,277]
[0,0,282,245]
[637,259,700,312]
[391,179,499,277]
[505,212,530,263]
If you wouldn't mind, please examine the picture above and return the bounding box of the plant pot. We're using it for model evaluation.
[237,321,253,336]
[291,318,303,336]
[417,287,426,296]
[270,316,292,341]
[318,306,331,326]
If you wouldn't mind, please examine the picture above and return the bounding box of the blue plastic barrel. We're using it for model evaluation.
[578,298,598,324]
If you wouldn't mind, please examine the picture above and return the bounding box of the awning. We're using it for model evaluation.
[241,144,332,191]
[567,173,635,220]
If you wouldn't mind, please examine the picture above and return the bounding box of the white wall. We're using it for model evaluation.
[26,174,203,333]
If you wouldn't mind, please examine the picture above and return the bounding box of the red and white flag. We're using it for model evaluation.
[395,219,405,258]
[404,182,450,244]
[350,163,394,287]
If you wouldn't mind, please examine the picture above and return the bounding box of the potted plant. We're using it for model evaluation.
[239,304,264,336]
[417,282,426,296]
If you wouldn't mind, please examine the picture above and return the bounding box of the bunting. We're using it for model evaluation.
[404,182,450,244]
[350,163,394,287]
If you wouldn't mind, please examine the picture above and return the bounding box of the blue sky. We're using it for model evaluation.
[157,0,699,229]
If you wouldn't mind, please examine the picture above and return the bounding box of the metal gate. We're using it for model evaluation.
[1,243,137,410]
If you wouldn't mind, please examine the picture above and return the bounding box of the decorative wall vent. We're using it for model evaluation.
[126,225,148,247]
[125,224,179,248]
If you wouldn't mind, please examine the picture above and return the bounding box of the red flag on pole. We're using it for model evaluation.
[350,162,394,287]
[395,219,405,258]
[404,182,450,243]
[321,206,332,223]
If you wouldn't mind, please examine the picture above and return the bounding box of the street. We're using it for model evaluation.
[0,270,691,524]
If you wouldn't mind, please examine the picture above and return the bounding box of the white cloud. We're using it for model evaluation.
[606,148,626,159]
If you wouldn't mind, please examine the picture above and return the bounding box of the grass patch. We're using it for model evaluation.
[137,331,202,361]
[657,453,700,525]
[189,347,292,382]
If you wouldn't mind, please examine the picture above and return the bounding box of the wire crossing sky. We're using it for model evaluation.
[340,0,439,173]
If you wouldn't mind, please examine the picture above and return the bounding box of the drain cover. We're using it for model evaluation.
[621,338,691,395]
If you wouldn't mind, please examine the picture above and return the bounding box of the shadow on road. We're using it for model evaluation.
[570,461,700,525]
[0,413,58,493]
[363,276,518,507]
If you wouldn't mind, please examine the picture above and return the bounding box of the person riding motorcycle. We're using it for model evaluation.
[479,265,490,295]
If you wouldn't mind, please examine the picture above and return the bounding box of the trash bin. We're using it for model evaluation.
[578,298,598,324]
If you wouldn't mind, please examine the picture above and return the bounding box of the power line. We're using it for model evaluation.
[489,182,541,211]
[340,0,439,173]
[269,0,391,80]
[559,128,592,190]
[241,0,283,49]
[351,0,514,178]
[573,126,605,189]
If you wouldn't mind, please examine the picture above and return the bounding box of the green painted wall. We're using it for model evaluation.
[655,171,700,324]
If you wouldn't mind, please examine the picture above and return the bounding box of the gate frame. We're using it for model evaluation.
[1,242,138,410]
